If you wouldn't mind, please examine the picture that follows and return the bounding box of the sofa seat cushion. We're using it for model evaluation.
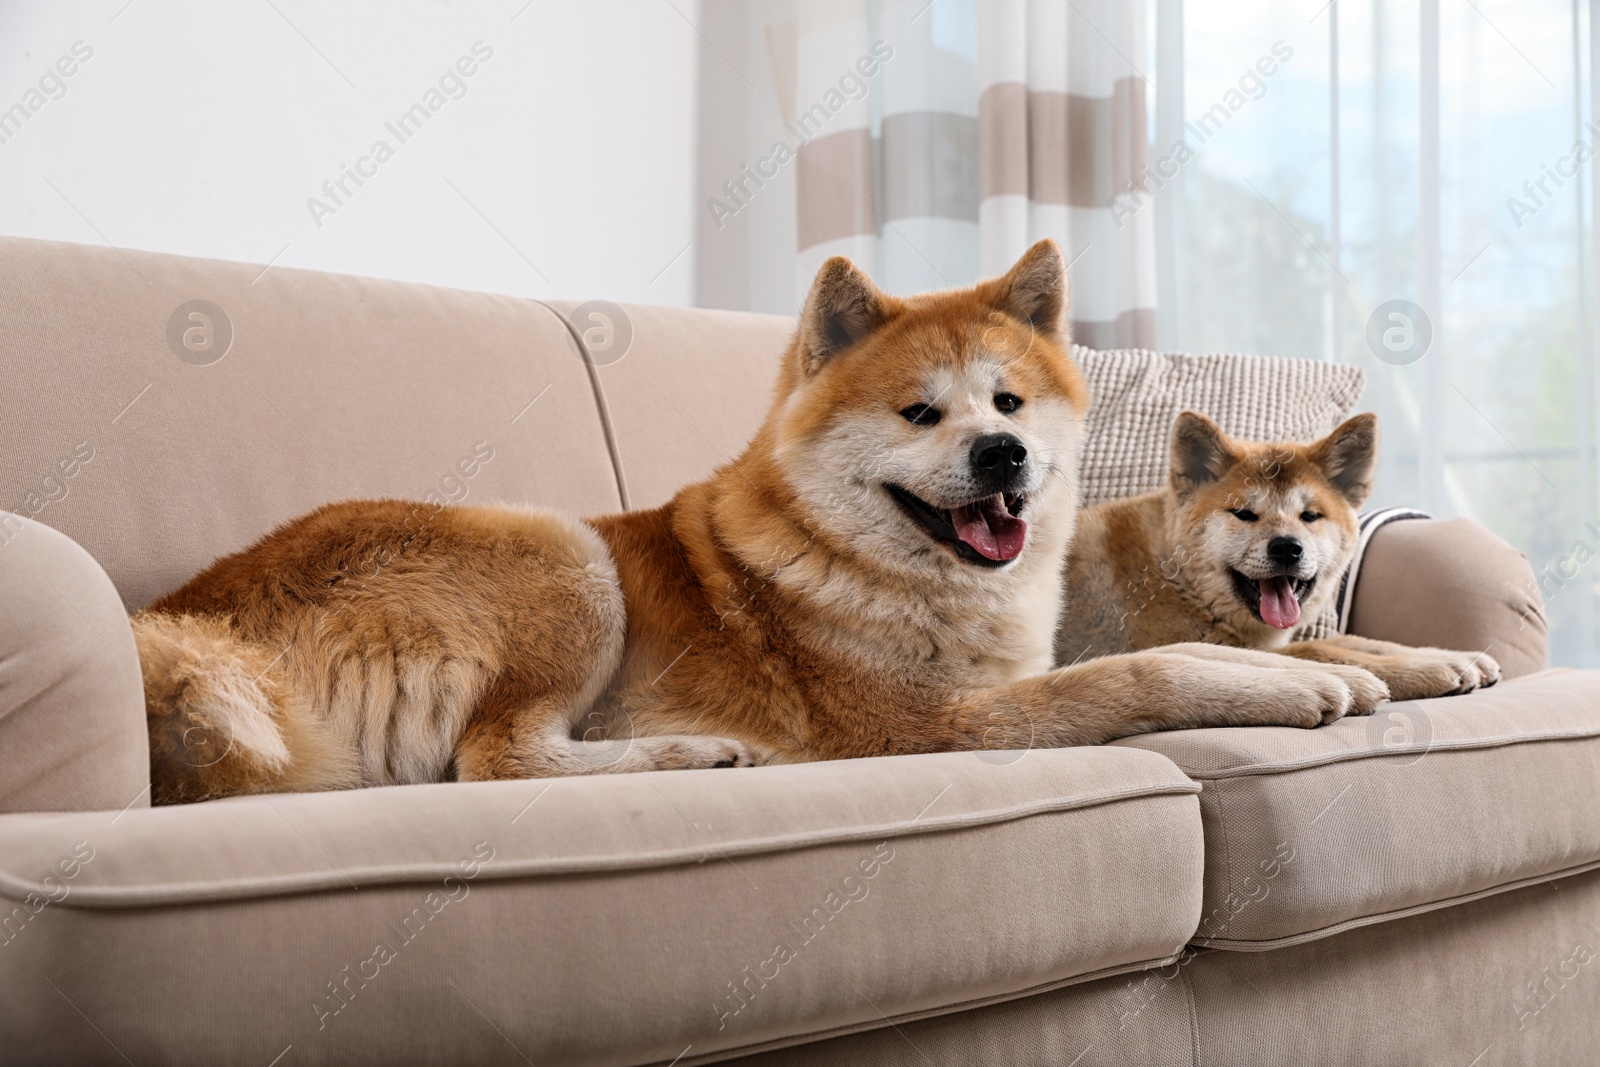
[0,748,1203,1067]
[1114,669,1600,951]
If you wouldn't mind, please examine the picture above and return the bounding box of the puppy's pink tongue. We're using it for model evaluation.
[949,496,1027,561]
[1258,577,1301,629]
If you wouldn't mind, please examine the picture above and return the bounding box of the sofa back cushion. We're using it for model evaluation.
[551,317,1369,516]
[543,300,795,511]
[0,237,621,609]
[1,236,1368,613]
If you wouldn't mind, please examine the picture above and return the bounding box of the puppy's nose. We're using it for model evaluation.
[970,433,1028,475]
[1268,536,1303,567]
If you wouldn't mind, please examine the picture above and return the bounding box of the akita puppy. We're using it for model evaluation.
[1057,410,1500,699]
[134,242,1388,804]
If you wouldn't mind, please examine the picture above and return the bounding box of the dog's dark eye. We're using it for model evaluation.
[1300,510,1321,523]
[1230,508,1259,522]
[900,403,941,426]
[994,392,1023,414]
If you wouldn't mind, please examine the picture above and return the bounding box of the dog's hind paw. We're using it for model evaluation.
[639,736,773,771]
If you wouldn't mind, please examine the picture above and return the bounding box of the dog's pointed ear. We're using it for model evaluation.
[1310,413,1378,507]
[1170,411,1239,496]
[985,239,1068,341]
[796,256,887,376]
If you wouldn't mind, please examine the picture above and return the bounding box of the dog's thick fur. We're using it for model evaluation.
[133,242,1389,804]
[1057,411,1500,699]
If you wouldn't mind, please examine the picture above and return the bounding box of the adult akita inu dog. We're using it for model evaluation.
[133,242,1388,804]
[1057,410,1500,699]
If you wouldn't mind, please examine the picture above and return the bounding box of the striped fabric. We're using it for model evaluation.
[1073,346,1368,641]
[976,0,1155,348]
[792,0,1156,347]
[794,2,881,289]
[1332,507,1431,635]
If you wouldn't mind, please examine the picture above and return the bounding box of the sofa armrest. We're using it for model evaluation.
[1347,517,1546,679]
[0,513,148,813]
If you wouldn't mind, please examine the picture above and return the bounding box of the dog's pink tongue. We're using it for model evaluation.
[949,496,1028,561]
[1258,577,1301,629]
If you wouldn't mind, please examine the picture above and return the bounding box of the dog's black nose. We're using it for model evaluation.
[1268,536,1303,566]
[966,438,1030,479]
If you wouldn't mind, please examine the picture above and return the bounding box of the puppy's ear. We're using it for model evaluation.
[1310,413,1378,507]
[796,256,887,376]
[984,239,1068,341]
[1170,411,1239,496]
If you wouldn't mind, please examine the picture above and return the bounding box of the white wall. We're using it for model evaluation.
[0,0,701,305]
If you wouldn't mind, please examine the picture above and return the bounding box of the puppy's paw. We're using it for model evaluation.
[1377,648,1499,700]
[1471,650,1502,689]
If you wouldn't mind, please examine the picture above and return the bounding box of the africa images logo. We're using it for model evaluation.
[166,300,234,366]
[306,42,495,228]
[1364,300,1432,366]
[704,41,894,230]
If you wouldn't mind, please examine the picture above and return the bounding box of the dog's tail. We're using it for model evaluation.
[132,613,359,804]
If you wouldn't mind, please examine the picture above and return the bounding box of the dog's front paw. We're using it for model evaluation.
[1224,667,1361,728]
[1378,648,1499,701]
[1318,664,1389,717]
[1259,665,1386,726]
[1470,650,1502,689]
[1288,669,1358,727]
[1284,668,1361,726]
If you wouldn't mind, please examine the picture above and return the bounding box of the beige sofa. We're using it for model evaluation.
[1,235,1596,1066]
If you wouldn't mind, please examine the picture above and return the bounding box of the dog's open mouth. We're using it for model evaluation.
[885,485,1029,566]
[1231,570,1315,630]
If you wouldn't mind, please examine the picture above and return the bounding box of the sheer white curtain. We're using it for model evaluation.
[1164,0,1596,665]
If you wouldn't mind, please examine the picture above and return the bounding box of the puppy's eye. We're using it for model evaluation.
[1300,510,1321,523]
[1230,508,1259,522]
[994,392,1023,414]
[900,403,941,426]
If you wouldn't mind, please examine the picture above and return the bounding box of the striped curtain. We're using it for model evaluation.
[791,0,1157,348]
